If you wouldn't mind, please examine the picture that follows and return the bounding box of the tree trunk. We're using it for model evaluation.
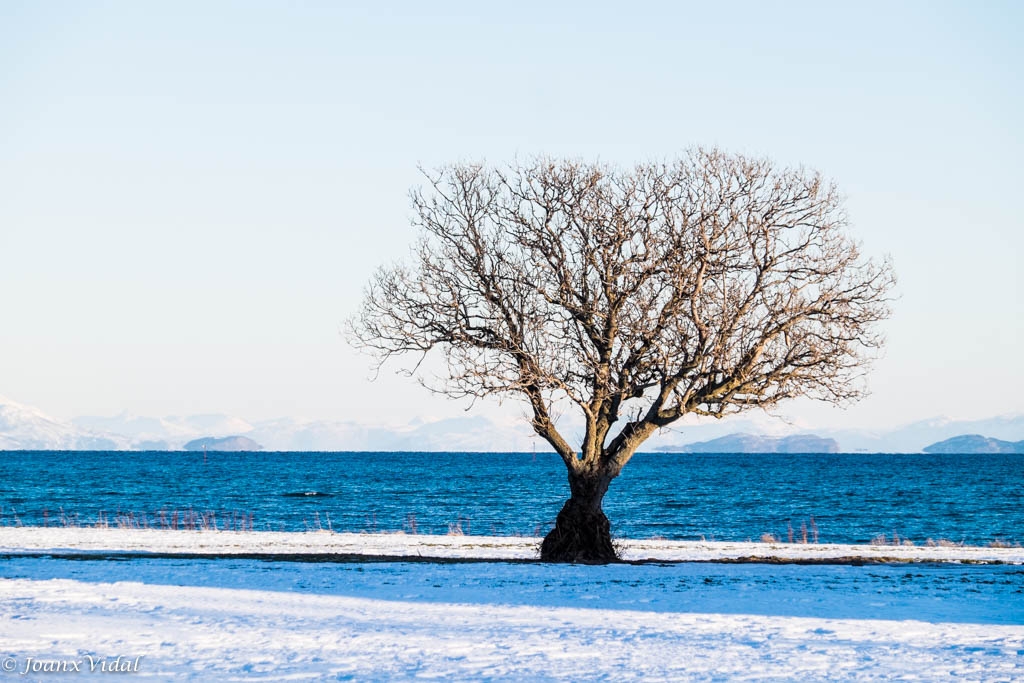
[540,466,617,563]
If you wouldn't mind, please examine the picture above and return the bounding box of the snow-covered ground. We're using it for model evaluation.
[1,529,1022,680]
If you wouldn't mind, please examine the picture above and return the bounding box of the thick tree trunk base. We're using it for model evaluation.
[540,498,617,564]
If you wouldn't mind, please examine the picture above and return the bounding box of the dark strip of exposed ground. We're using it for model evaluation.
[0,551,1015,566]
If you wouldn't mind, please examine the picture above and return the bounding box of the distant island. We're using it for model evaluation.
[184,436,263,452]
[656,433,840,453]
[923,434,1024,454]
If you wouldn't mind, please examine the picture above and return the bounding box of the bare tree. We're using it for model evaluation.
[349,149,895,563]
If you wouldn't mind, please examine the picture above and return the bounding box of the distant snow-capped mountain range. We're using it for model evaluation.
[0,396,125,450]
[0,393,1022,453]
[0,394,542,452]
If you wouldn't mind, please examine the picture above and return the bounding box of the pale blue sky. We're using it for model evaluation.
[1,1,1021,429]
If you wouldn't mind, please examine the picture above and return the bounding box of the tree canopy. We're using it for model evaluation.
[350,149,895,562]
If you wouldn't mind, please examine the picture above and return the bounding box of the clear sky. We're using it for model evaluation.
[1,1,1021,429]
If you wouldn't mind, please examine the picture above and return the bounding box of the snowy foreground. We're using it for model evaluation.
[1,529,1022,680]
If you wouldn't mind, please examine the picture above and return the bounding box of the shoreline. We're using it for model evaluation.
[2,527,1021,565]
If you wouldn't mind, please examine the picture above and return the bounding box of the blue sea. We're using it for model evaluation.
[1,451,1021,545]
